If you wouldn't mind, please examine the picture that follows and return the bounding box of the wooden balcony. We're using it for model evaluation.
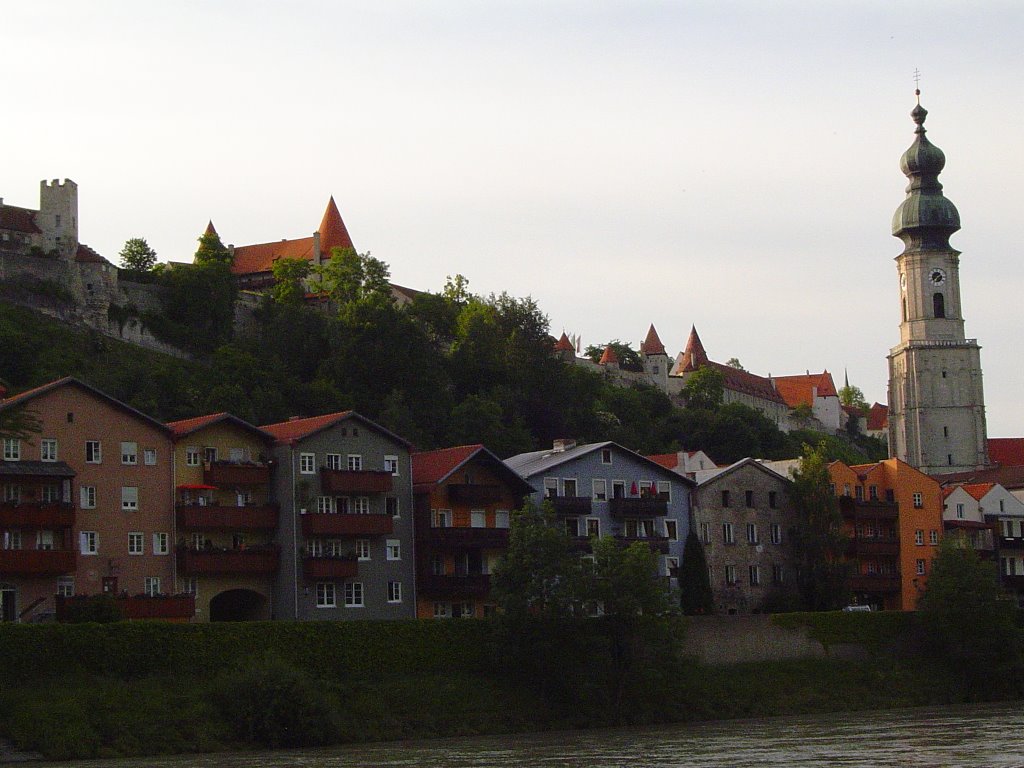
[549,496,593,515]
[0,502,74,528]
[850,574,900,593]
[320,468,393,494]
[846,537,899,557]
[56,594,195,622]
[417,573,491,597]
[301,513,393,537]
[614,534,671,554]
[420,526,509,549]
[609,497,668,518]
[177,546,279,576]
[204,462,271,486]
[446,484,505,505]
[0,548,74,576]
[839,497,899,521]
[303,556,359,580]
[177,504,278,531]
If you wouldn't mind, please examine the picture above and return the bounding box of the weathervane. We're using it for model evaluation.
[913,68,921,103]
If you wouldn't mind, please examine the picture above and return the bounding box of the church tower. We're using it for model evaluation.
[887,91,988,474]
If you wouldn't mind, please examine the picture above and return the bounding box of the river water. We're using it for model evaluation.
[41,702,1024,768]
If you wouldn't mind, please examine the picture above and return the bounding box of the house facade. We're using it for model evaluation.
[167,413,278,621]
[412,444,533,619]
[691,459,796,614]
[506,440,694,590]
[260,412,415,620]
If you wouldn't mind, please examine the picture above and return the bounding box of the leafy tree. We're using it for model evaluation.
[838,384,868,412]
[679,529,714,615]
[790,402,814,421]
[270,258,312,306]
[725,357,745,370]
[588,536,675,618]
[0,403,41,442]
[315,248,391,309]
[194,229,233,266]
[157,260,237,354]
[789,443,850,611]
[118,237,157,273]
[680,366,724,410]
[584,340,644,372]
[442,273,473,304]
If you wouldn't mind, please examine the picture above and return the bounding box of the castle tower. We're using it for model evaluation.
[640,324,670,390]
[37,178,78,257]
[887,92,988,474]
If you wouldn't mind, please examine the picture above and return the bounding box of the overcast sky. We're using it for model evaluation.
[3,2,1022,435]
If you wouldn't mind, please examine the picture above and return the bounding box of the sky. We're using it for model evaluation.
[3,1,1023,434]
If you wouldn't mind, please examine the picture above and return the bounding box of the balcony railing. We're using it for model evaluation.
[177,504,279,531]
[303,556,359,580]
[177,546,280,576]
[614,534,671,554]
[0,502,74,528]
[0,548,74,576]
[204,462,272,486]
[301,513,393,537]
[55,594,195,622]
[548,496,593,515]
[417,573,491,597]
[1001,574,1024,590]
[846,537,900,557]
[850,574,900,593]
[420,526,510,549]
[446,484,505,505]
[320,468,393,494]
[839,497,899,520]
[609,497,668,518]
[999,536,1024,550]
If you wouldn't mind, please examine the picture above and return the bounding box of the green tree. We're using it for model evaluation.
[270,258,312,306]
[584,340,644,372]
[790,443,850,611]
[588,537,675,618]
[838,384,868,412]
[725,357,745,370]
[315,247,391,309]
[0,403,41,442]
[118,237,157,273]
[194,229,233,266]
[679,529,714,615]
[680,366,724,410]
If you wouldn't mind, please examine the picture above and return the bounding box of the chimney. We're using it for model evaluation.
[552,438,576,453]
[313,231,322,266]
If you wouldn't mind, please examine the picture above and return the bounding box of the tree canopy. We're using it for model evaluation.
[584,340,644,372]
[118,238,157,273]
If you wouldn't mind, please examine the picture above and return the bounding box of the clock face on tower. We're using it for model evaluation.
[900,273,907,291]
[929,268,947,286]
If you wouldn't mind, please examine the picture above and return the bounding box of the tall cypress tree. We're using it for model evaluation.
[679,528,714,615]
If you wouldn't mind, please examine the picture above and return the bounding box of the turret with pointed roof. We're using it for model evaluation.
[673,325,709,375]
[598,344,620,368]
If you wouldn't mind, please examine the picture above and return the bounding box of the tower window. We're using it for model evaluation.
[902,297,907,322]
[948,454,953,465]
[933,292,945,318]
[943,426,949,438]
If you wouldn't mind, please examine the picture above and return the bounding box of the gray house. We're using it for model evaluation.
[506,440,694,588]
[260,412,415,620]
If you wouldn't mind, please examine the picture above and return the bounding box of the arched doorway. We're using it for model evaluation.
[209,589,267,622]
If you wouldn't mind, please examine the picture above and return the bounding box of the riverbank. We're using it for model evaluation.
[0,615,1017,761]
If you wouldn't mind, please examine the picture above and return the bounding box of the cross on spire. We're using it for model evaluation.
[913,68,921,103]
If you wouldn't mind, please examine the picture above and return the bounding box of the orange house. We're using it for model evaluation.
[829,458,942,610]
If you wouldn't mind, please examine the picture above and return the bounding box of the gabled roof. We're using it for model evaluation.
[773,371,839,409]
[934,464,1024,491]
[694,456,791,487]
[0,377,171,434]
[598,345,619,365]
[412,444,534,495]
[74,244,109,264]
[640,324,666,356]
[866,403,888,431]
[673,326,708,374]
[166,412,275,442]
[506,441,696,487]
[0,204,41,234]
[646,453,679,470]
[260,410,411,448]
[669,326,785,404]
[553,332,574,352]
[989,438,1024,467]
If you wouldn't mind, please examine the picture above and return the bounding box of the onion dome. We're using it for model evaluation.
[892,94,960,250]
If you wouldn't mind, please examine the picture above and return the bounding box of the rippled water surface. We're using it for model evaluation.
[48,703,1024,768]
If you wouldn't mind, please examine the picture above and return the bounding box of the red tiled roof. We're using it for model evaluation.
[318,196,355,255]
[646,453,680,470]
[260,412,354,443]
[989,438,1024,467]
[74,243,109,264]
[708,361,787,404]
[167,412,230,437]
[773,371,839,409]
[867,403,888,431]
[412,444,483,485]
[599,345,619,365]
[553,333,574,352]
[961,482,996,502]
[674,326,708,374]
[0,205,41,234]
[934,464,1024,491]
[204,220,218,237]
[640,324,666,355]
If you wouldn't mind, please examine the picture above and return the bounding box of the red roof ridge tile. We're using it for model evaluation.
[640,324,666,355]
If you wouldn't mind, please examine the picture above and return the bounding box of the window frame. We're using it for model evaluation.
[121,442,138,466]
[128,532,144,555]
[86,440,102,464]
[316,582,337,608]
[299,453,316,474]
[344,581,364,608]
[40,438,58,462]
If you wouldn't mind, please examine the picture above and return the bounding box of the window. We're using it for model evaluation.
[612,480,625,499]
[746,523,758,544]
[564,478,578,497]
[725,565,737,585]
[470,510,486,528]
[933,292,945,318]
[356,539,370,561]
[144,577,161,596]
[772,564,784,584]
[388,581,402,603]
[433,509,451,528]
[344,581,364,607]
[41,484,60,503]
[325,453,342,470]
[666,556,679,577]
[2,438,20,461]
[601,449,612,464]
[869,485,878,501]
[565,517,580,537]
[316,496,336,514]
[128,532,144,555]
[203,447,217,464]
[770,523,782,545]
[182,577,198,597]
[657,481,671,500]
[768,491,777,509]
[41,439,57,462]
[843,484,851,497]
[121,442,138,465]
[144,449,157,466]
[587,518,601,537]
[386,539,401,560]
[3,529,21,550]
[886,489,895,503]
[956,503,965,519]
[121,486,139,512]
[153,533,169,555]
[185,446,200,466]
[913,492,923,509]
[543,477,559,498]
[914,529,924,546]
[722,522,735,544]
[57,577,75,597]
[347,454,362,471]
[745,490,754,507]
[916,559,926,576]
[929,530,938,545]
[299,453,316,474]
[353,497,370,514]
[86,441,102,463]
[386,497,399,517]
[306,538,324,557]
[1000,499,1005,513]
[336,496,350,514]
[384,455,399,475]
[749,565,761,586]
[639,480,653,497]
[434,602,451,619]
[495,510,510,529]
[593,479,607,501]
[700,522,710,544]
[944,426,949,438]
[79,485,96,509]
[721,490,730,507]
[430,555,444,575]
[664,519,678,541]
[855,486,863,501]
[316,582,336,608]
[80,531,98,555]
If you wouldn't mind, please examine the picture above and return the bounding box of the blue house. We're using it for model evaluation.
[506,440,694,588]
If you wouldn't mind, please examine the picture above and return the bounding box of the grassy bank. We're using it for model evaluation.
[0,616,1014,761]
